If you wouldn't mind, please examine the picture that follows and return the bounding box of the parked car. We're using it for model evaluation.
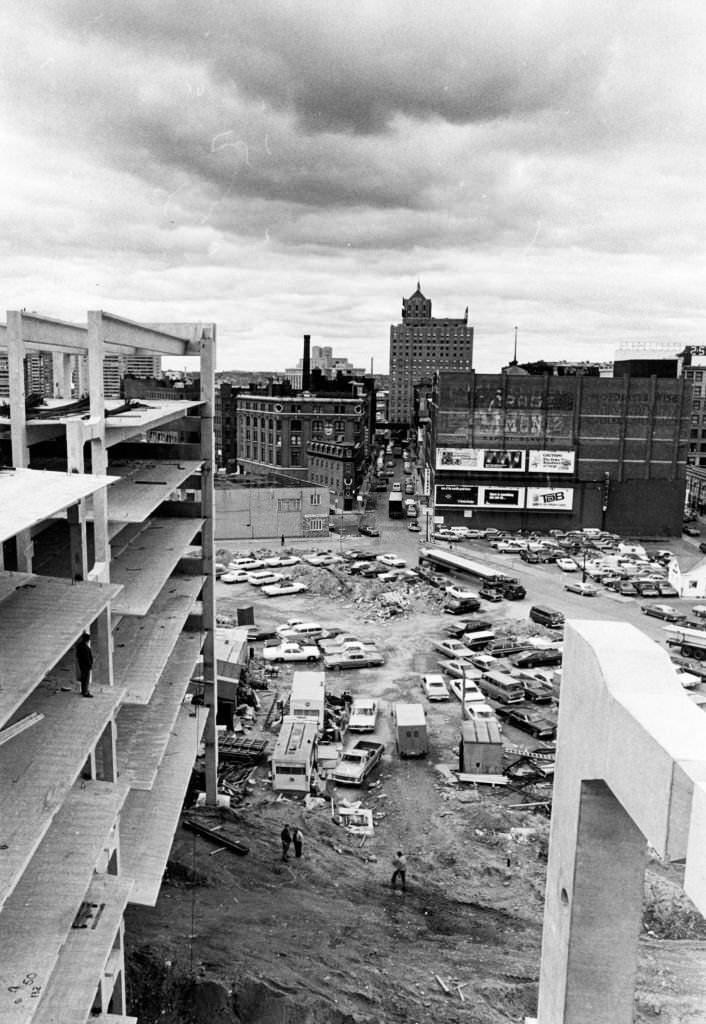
[564,581,598,597]
[376,553,406,568]
[470,652,497,672]
[263,642,320,663]
[445,584,479,602]
[516,674,555,704]
[408,520,421,532]
[220,569,250,584]
[347,698,379,731]
[520,549,541,564]
[447,675,485,704]
[261,581,309,597]
[359,562,387,578]
[683,525,701,537]
[358,524,380,537]
[417,567,448,588]
[634,581,660,598]
[438,658,482,679]
[640,603,686,622]
[657,582,679,598]
[323,649,386,670]
[511,648,563,669]
[263,554,302,567]
[421,674,450,701]
[618,581,639,597]
[479,585,503,602]
[433,638,475,660]
[556,557,578,572]
[496,703,558,740]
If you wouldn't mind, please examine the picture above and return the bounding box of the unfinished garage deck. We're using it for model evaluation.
[101,459,201,523]
[0,685,124,911]
[104,399,203,446]
[116,630,204,788]
[0,779,128,1024]
[112,573,204,703]
[0,467,116,541]
[0,571,122,726]
[32,873,133,1024]
[109,517,203,617]
[120,705,208,905]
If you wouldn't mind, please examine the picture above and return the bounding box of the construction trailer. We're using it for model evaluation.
[459,719,503,775]
[289,670,326,728]
[393,702,428,757]
[271,716,318,793]
[0,309,216,1023]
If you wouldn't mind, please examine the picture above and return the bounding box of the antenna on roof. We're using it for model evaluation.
[512,325,518,366]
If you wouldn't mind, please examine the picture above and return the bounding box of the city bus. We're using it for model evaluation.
[418,547,510,587]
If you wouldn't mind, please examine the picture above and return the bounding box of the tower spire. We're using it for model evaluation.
[512,325,518,365]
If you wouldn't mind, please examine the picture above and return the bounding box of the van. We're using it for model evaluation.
[394,702,428,758]
[478,670,525,705]
[529,605,565,629]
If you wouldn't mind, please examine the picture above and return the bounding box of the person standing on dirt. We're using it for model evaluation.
[281,824,292,861]
[293,827,303,858]
[281,534,285,547]
[391,850,407,892]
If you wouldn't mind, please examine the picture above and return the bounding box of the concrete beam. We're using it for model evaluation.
[536,621,706,1023]
[90,312,200,357]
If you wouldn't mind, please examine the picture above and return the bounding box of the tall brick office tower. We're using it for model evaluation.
[388,284,474,426]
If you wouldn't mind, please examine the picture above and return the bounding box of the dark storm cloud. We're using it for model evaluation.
[46,0,610,134]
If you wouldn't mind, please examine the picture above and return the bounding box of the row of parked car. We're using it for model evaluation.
[261,619,387,670]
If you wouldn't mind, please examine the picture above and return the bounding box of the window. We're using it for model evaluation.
[290,450,301,465]
[310,493,322,505]
[277,498,301,512]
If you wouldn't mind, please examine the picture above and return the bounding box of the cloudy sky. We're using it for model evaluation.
[1,1,705,373]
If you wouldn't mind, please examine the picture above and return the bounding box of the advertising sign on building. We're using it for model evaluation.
[526,487,574,511]
[423,466,431,496]
[436,448,525,471]
[527,450,575,474]
[435,484,525,509]
[435,484,479,507]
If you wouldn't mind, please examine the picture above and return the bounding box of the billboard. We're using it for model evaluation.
[527,450,575,474]
[526,487,574,511]
[435,484,525,509]
[436,448,525,471]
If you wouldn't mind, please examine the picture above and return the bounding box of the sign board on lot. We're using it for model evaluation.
[435,484,525,509]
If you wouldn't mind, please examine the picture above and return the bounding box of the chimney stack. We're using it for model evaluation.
[302,334,311,391]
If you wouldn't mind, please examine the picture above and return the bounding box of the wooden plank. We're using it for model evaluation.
[31,874,133,1024]
[0,686,124,911]
[110,518,203,617]
[0,572,122,728]
[112,574,204,704]
[121,705,207,906]
[0,780,128,1024]
[117,631,203,787]
[0,467,116,542]
[97,459,202,524]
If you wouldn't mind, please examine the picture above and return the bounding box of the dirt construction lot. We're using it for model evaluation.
[125,538,706,1024]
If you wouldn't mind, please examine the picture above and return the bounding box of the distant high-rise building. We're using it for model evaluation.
[388,284,473,425]
[103,354,162,398]
[284,345,365,389]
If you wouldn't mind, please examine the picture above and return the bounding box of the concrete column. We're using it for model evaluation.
[92,606,114,688]
[66,421,89,580]
[199,325,218,805]
[7,311,33,570]
[87,312,110,581]
[558,781,646,1023]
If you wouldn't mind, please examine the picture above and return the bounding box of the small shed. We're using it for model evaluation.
[459,719,503,776]
[394,702,428,758]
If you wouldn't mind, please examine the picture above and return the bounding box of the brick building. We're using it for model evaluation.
[388,284,473,426]
[424,369,690,536]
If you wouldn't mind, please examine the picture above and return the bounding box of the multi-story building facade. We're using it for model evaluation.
[424,369,690,536]
[284,345,365,389]
[236,386,371,509]
[0,308,217,1024]
[388,284,473,427]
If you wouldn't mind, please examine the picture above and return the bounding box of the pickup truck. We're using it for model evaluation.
[331,740,385,785]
